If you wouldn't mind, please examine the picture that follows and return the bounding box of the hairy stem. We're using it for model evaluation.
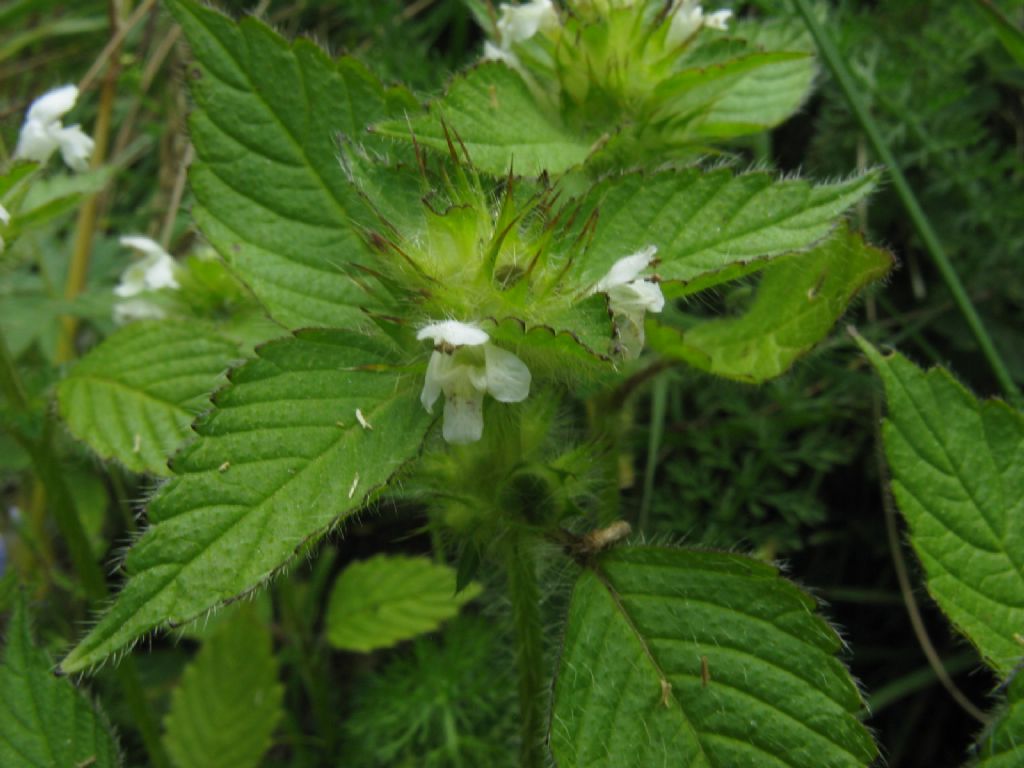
[504,534,546,768]
[792,0,1021,406]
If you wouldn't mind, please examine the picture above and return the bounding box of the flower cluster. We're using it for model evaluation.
[418,321,531,444]
[14,85,94,172]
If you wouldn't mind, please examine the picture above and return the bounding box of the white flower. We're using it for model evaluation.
[497,0,558,46]
[591,245,664,358]
[14,85,95,172]
[115,236,180,298]
[418,320,531,444]
[666,1,732,46]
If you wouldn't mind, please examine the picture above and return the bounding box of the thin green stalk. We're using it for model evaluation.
[504,534,546,768]
[791,0,1022,406]
[638,374,668,534]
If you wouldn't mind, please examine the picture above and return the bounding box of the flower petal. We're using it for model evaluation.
[420,351,446,413]
[0,204,10,226]
[119,235,169,259]
[443,390,486,444]
[593,245,658,292]
[607,280,665,317]
[56,125,94,172]
[705,9,732,30]
[26,85,78,125]
[141,253,180,292]
[484,344,531,403]
[417,320,490,347]
[497,0,558,46]
[14,120,59,164]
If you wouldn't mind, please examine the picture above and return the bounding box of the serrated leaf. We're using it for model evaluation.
[657,50,812,139]
[689,20,815,137]
[649,226,892,382]
[60,329,433,674]
[0,595,121,768]
[170,0,399,329]
[565,168,877,293]
[373,62,597,176]
[972,675,1024,767]
[326,555,481,652]
[162,604,283,768]
[552,546,876,767]
[58,320,241,475]
[857,341,1024,676]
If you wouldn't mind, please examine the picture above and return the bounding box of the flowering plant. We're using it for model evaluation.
[2,1,1020,767]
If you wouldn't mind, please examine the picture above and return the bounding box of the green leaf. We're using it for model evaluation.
[565,168,877,293]
[657,50,813,140]
[856,340,1024,677]
[326,554,481,652]
[649,226,892,382]
[373,62,597,176]
[60,329,433,674]
[170,0,399,329]
[973,675,1024,767]
[58,320,241,476]
[689,20,815,137]
[0,595,121,768]
[162,604,283,768]
[552,546,876,767]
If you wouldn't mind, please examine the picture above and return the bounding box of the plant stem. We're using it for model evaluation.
[791,0,1022,406]
[504,533,546,768]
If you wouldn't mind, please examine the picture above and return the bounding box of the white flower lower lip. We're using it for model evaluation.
[418,320,531,444]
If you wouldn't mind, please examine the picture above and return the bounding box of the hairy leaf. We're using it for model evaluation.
[60,330,432,673]
[373,62,597,176]
[689,20,815,137]
[0,596,120,768]
[973,676,1024,767]
[858,341,1024,676]
[649,226,891,382]
[58,320,240,475]
[163,605,283,768]
[565,168,877,294]
[170,0,399,329]
[552,546,876,767]
[326,555,481,652]
[657,50,812,140]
